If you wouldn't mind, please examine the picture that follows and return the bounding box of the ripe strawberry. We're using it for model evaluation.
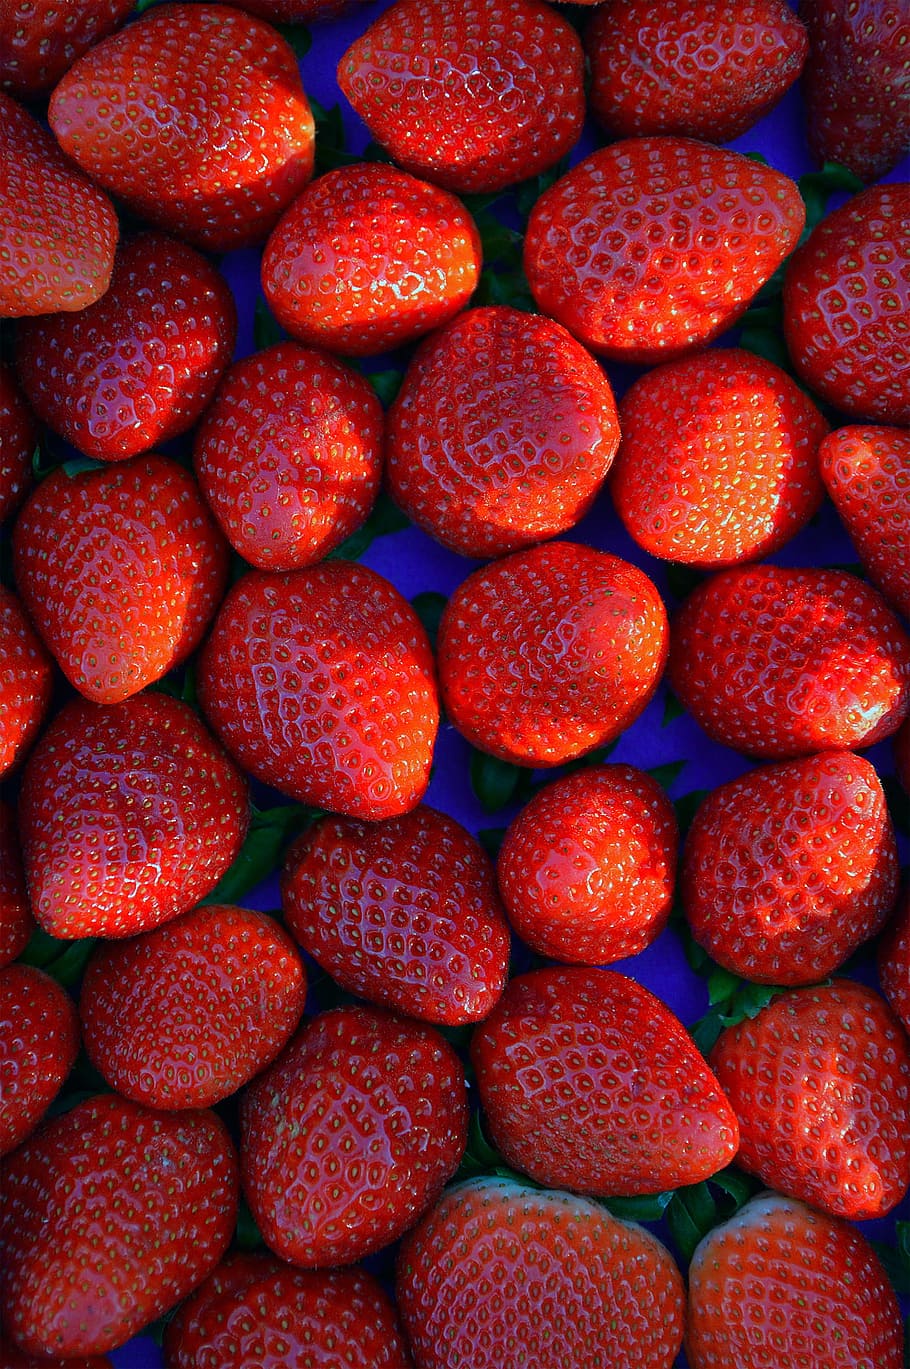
[0,964,79,1157]
[879,887,910,1036]
[337,0,585,193]
[0,1094,238,1357]
[783,184,910,425]
[0,363,35,525]
[0,801,34,968]
[437,541,668,767]
[261,162,482,357]
[397,1176,686,1369]
[48,3,316,252]
[0,587,53,779]
[710,979,910,1219]
[192,341,384,571]
[241,1005,468,1266]
[686,1192,905,1369]
[470,967,739,1195]
[197,562,439,820]
[13,455,229,704]
[0,92,117,316]
[0,0,133,99]
[385,306,621,559]
[281,805,510,1025]
[80,904,307,1110]
[18,692,249,940]
[611,348,828,567]
[3,1349,113,1369]
[523,137,804,363]
[15,233,237,464]
[669,565,910,757]
[496,764,678,966]
[586,0,808,143]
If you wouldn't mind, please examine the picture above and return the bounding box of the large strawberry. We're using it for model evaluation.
[0,0,133,99]
[0,801,34,968]
[879,887,910,1036]
[0,363,35,525]
[0,586,53,778]
[0,964,79,1157]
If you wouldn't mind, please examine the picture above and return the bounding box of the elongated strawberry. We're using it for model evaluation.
[0,1,133,99]
[879,888,910,1036]
[0,363,35,525]
[0,964,79,1157]
[0,586,53,778]
[0,801,34,968]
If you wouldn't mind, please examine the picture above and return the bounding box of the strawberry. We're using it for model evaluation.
[12,455,229,704]
[782,184,910,425]
[240,1004,468,1267]
[0,92,117,316]
[0,363,35,525]
[879,887,910,1036]
[611,348,828,567]
[80,904,307,1111]
[15,233,237,465]
[48,3,316,253]
[197,562,439,820]
[686,1192,905,1369]
[0,1094,238,1357]
[496,764,678,966]
[470,967,740,1195]
[669,565,910,757]
[0,964,79,1157]
[0,0,133,99]
[0,586,53,778]
[261,161,482,357]
[0,801,34,969]
[385,306,621,559]
[18,692,249,940]
[523,137,804,363]
[709,979,910,1219]
[336,0,585,194]
[396,1175,686,1369]
[586,0,808,144]
[3,1349,113,1369]
[281,805,510,1025]
[192,341,384,571]
[437,541,668,767]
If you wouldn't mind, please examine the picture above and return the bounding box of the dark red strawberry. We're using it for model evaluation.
[611,348,828,567]
[879,887,910,1036]
[261,162,482,357]
[710,979,910,1219]
[0,1095,238,1357]
[523,137,804,363]
[18,692,249,940]
[197,562,438,820]
[385,306,621,558]
[193,342,384,571]
[669,565,910,757]
[2,1348,113,1369]
[281,805,510,1025]
[16,233,237,464]
[0,964,79,1157]
[437,541,668,767]
[0,363,35,525]
[241,1005,468,1267]
[13,455,229,703]
[470,967,739,1195]
[0,0,133,99]
[0,801,34,969]
[48,3,316,252]
[0,586,53,778]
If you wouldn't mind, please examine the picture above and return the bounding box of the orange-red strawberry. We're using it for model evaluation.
[0,0,133,99]
[0,964,79,1157]
[0,586,53,778]
[879,888,910,1036]
[0,801,34,968]
[0,363,35,525]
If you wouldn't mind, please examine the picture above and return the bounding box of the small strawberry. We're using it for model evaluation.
[385,306,621,559]
[0,801,34,969]
[0,963,79,1157]
[0,1,133,99]
[0,586,54,779]
[0,362,35,525]
[879,888,910,1036]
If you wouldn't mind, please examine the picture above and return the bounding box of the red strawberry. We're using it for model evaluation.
[281,805,510,1025]
[0,587,53,778]
[193,342,384,571]
[15,233,237,464]
[0,964,79,1157]
[783,184,910,425]
[0,92,117,316]
[586,0,808,143]
[336,0,585,194]
[397,1176,685,1369]
[197,562,439,820]
[19,692,249,940]
[710,979,910,1219]
[80,904,307,1110]
[0,801,34,969]
[496,764,678,965]
[611,348,828,567]
[13,454,229,704]
[669,565,910,757]
[48,3,316,252]
[686,1192,905,1369]
[470,967,740,1195]
[261,162,482,357]
[3,1348,113,1369]
[523,137,804,363]
[0,0,133,99]
[0,1094,238,1357]
[879,887,910,1036]
[385,306,621,559]
[437,541,668,767]
[0,363,35,525]
[241,1005,468,1267]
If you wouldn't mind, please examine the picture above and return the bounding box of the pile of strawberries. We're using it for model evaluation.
[1,1,909,1366]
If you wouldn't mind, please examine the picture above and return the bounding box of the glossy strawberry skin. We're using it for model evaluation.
[386,306,621,559]
[16,233,237,464]
[0,0,133,99]
[0,801,34,968]
[879,888,910,1036]
[0,586,53,778]
[471,967,739,1196]
[0,362,35,525]
[48,3,315,252]
[669,565,910,758]
[0,964,79,1157]
[523,138,804,363]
